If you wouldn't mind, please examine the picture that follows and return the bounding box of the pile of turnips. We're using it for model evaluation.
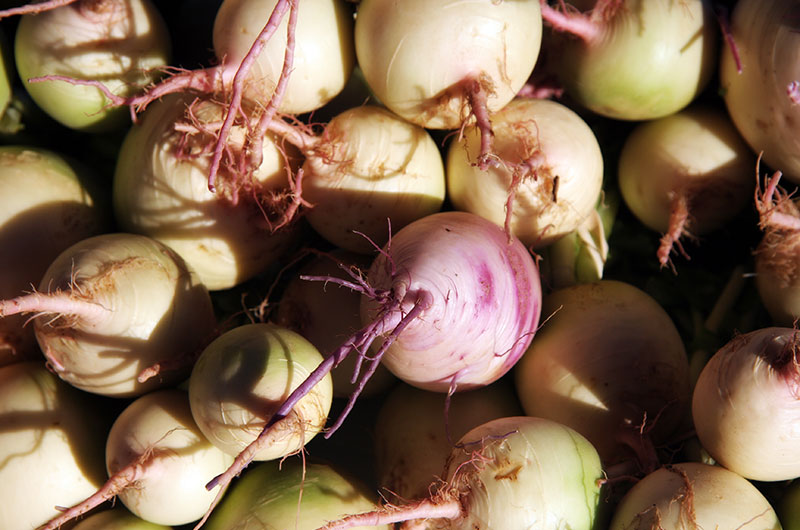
[0,0,798,529]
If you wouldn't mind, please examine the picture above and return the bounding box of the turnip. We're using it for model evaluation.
[446,97,604,248]
[0,232,217,397]
[0,361,108,530]
[13,0,172,131]
[40,389,236,529]
[199,211,542,521]
[297,105,446,253]
[275,250,395,398]
[720,0,800,183]
[315,416,604,530]
[692,326,800,482]
[542,0,717,120]
[188,322,334,462]
[514,280,691,471]
[373,381,522,502]
[354,0,542,168]
[0,145,110,367]
[205,459,390,530]
[753,166,800,326]
[113,94,301,290]
[212,0,355,115]
[608,462,781,529]
[617,104,756,268]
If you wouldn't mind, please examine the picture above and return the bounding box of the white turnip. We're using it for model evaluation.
[446,97,604,248]
[514,280,691,471]
[316,416,604,530]
[0,361,108,530]
[692,326,800,482]
[212,0,355,115]
[720,0,800,183]
[542,0,717,120]
[617,104,756,268]
[188,322,333,462]
[609,462,781,529]
[0,145,110,367]
[14,0,171,131]
[354,0,542,168]
[297,105,446,253]
[0,232,217,397]
[113,94,301,291]
[753,166,800,326]
[40,389,236,529]
[205,459,390,530]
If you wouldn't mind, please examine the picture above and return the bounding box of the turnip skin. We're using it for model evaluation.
[26,232,217,398]
[0,145,109,366]
[188,323,334,462]
[212,0,355,115]
[353,0,542,130]
[301,105,446,254]
[692,327,800,482]
[14,0,171,132]
[514,280,691,467]
[0,361,108,530]
[205,459,390,530]
[609,462,781,529]
[547,0,717,121]
[446,98,604,249]
[113,94,300,290]
[720,0,800,184]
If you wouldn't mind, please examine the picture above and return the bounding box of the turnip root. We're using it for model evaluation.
[0,361,108,530]
[373,381,522,502]
[617,105,756,268]
[298,105,446,253]
[275,250,395,398]
[188,323,333,462]
[113,94,301,290]
[0,232,217,397]
[543,0,717,120]
[446,97,604,248]
[692,327,800,482]
[0,145,109,367]
[720,0,800,183]
[14,0,171,131]
[316,416,604,530]
[609,462,781,529]
[354,0,542,167]
[40,389,236,529]
[514,280,691,471]
[205,459,390,530]
[199,211,542,523]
